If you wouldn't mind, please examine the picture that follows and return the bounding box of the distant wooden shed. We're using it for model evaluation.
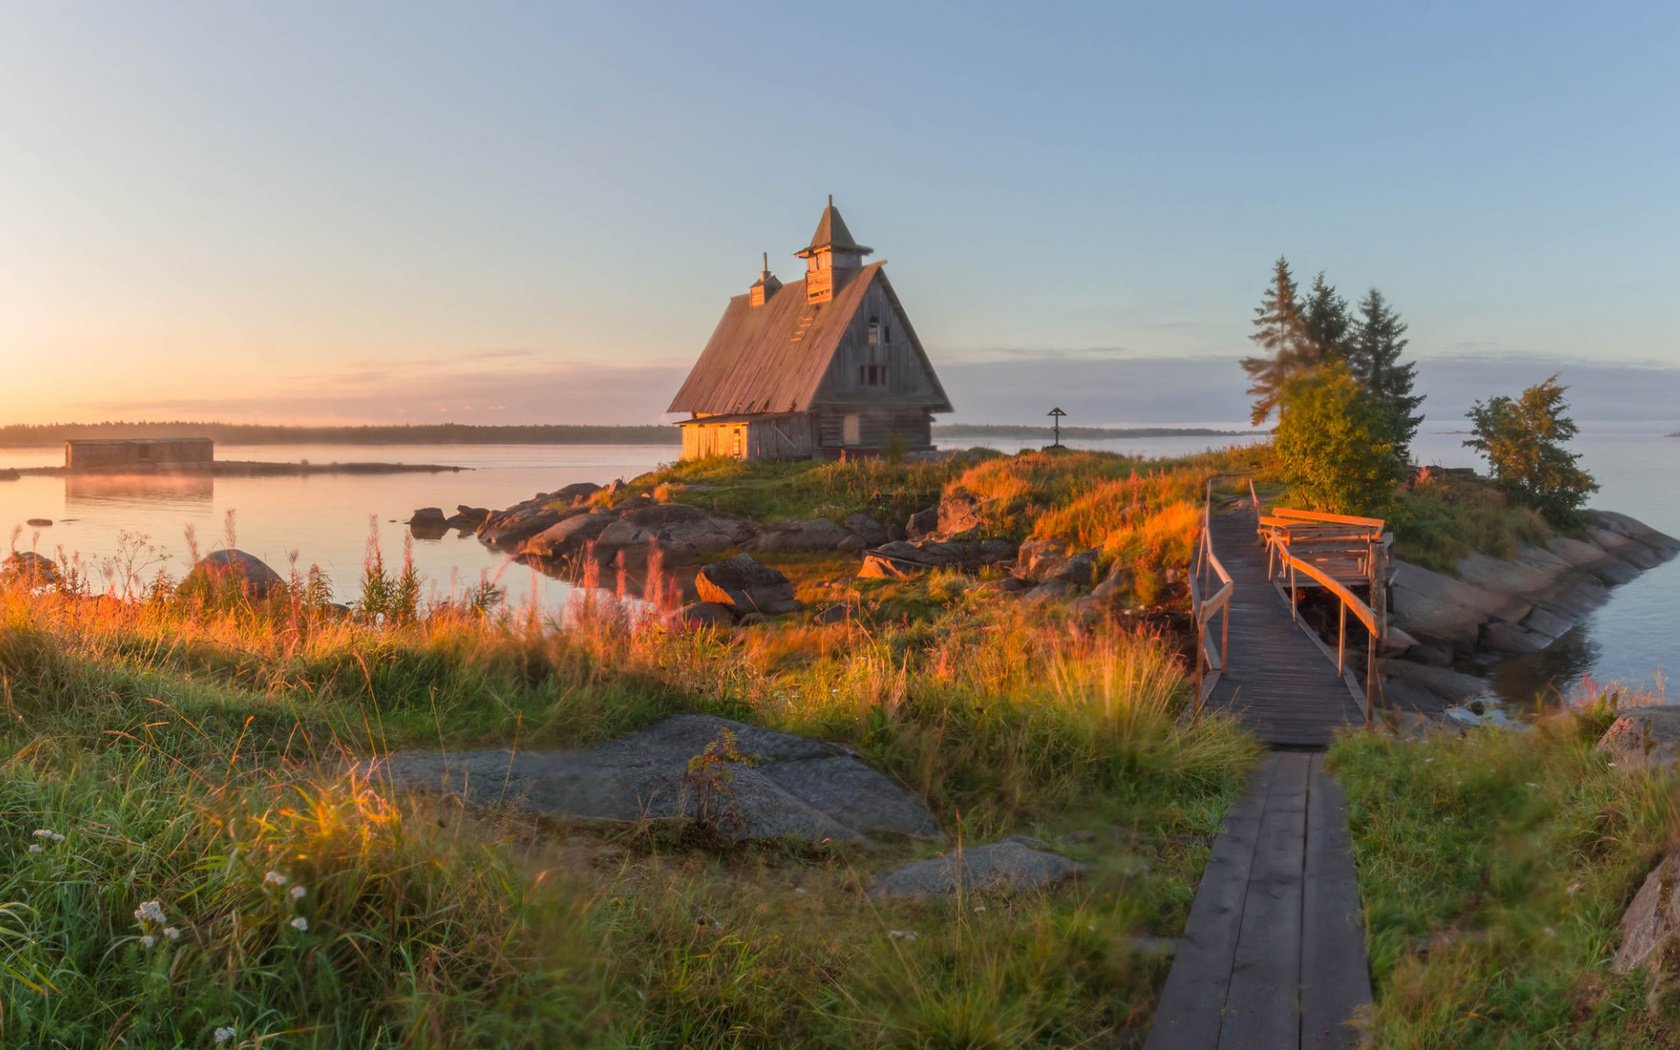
[667,199,953,460]
[65,438,214,470]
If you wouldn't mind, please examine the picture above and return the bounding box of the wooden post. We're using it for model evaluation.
[1337,604,1346,675]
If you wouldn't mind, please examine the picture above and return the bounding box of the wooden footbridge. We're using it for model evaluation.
[1145,483,1387,1049]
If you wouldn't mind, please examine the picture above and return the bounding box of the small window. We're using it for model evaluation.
[867,317,880,345]
[883,321,891,344]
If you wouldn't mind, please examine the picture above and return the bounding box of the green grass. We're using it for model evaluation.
[1329,707,1680,1048]
[0,546,1258,1046]
[605,455,985,524]
[1385,471,1554,574]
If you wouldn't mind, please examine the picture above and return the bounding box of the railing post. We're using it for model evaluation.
[1337,603,1346,675]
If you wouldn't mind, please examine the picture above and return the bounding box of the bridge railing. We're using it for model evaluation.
[1190,479,1234,714]
[1251,502,1389,722]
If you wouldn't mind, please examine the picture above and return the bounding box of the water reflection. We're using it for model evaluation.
[65,472,214,506]
[1485,622,1604,707]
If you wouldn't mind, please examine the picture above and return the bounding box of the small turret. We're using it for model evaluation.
[749,252,781,307]
[796,196,872,303]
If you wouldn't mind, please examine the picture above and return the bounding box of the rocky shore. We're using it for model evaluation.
[1382,510,1680,712]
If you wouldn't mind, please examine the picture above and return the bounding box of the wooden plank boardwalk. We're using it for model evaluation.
[1203,509,1367,749]
[1144,752,1371,1050]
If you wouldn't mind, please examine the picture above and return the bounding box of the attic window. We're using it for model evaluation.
[867,318,880,345]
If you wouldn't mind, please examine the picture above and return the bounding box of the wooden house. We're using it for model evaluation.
[667,199,952,460]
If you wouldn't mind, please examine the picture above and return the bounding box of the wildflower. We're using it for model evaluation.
[163,927,181,941]
[32,829,64,842]
[140,935,156,948]
[289,885,306,901]
[263,870,288,887]
[888,930,919,942]
[134,899,166,925]
[28,844,42,854]
[290,917,309,932]
[214,1027,237,1045]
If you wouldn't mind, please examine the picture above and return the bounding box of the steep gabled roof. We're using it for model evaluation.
[667,263,951,416]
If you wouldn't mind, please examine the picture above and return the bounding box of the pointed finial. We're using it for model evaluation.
[762,251,768,273]
[828,193,833,208]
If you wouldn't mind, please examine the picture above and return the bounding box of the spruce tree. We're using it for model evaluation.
[1240,257,1310,425]
[1300,272,1354,366]
[1349,288,1425,463]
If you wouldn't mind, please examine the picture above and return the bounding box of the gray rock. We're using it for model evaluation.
[521,509,617,558]
[407,507,447,528]
[1048,550,1098,587]
[556,481,602,506]
[0,551,58,586]
[836,534,868,554]
[25,518,51,528]
[1597,706,1680,772]
[843,514,887,547]
[478,507,564,550]
[695,554,801,615]
[937,488,987,539]
[1614,847,1680,976]
[1015,538,1067,581]
[886,522,908,542]
[907,507,938,539]
[1379,659,1494,706]
[868,836,1088,899]
[857,540,965,579]
[365,714,939,845]
[595,518,652,548]
[1025,579,1078,603]
[750,517,849,554]
[670,602,737,629]
[182,549,285,599]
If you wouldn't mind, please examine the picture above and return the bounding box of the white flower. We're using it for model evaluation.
[134,899,166,925]
[213,1026,237,1045]
[888,929,918,942]
[263,870,288,887]
[140,934,156,948]
[163,927,181,941]
[289,885,306,901]
[31,829,54,839]
[27,844,41,854]
[290,917,308,932]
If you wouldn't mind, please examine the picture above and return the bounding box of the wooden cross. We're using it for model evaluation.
[1047,406,1067,448]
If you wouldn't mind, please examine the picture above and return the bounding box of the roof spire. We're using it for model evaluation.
[796,197,872,259]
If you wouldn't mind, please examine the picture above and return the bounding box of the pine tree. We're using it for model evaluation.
[1349,288,1425,462]
[1240,258,1311,426]
[1300,272,1354,366]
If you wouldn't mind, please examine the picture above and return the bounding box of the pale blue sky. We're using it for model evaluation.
[2,2,1676,425]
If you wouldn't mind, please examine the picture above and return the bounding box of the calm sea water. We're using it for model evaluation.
[1,428,1671,699]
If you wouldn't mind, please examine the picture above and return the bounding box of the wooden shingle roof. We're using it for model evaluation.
[666,263,952,416]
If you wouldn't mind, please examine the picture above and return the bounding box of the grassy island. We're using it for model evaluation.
[0,443,1673,1047]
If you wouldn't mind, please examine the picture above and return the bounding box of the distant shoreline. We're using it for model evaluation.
[0,421,1255,449]
[11,461,467,478]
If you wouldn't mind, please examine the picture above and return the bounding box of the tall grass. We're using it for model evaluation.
[0,522,1258,1045]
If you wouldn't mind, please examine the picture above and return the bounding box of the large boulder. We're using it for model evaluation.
[906,507,939,539]
[669,601,738,630]
[1597,706,1680,773]
[0,551,58,587]
[1614,847,1680,978]
[555,481,602,506]
[695,554,801,615]
[182,549,284,599]
[622,504,753,559]
[858,540,967,580]
[366,714,939,845]
[868,836,1087,899]
[937,488,988,539]
[750,517,851,554]
[478,507,564,550]
[843,513,887,547]
[521,509,618,558]
[407,507,446,528]
[446,505,490,530]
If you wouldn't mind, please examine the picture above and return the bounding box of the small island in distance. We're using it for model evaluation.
[0,421,1253,448]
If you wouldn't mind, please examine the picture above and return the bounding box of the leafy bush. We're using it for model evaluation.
[1272,365,1399,514]
[1464,374,1598,528]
